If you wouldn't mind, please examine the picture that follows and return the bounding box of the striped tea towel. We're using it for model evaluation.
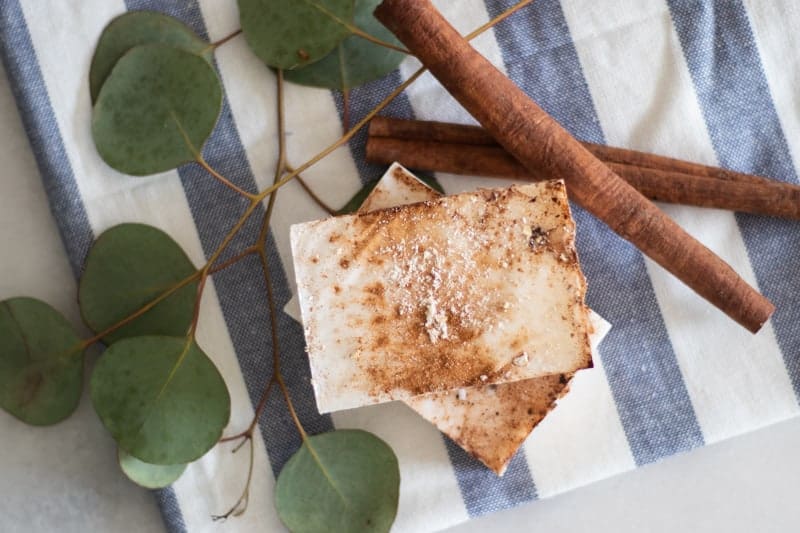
[3,0,800,531]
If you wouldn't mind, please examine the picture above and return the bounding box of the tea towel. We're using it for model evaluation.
[2,0,800,531]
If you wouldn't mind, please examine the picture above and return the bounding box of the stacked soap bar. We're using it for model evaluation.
[290,164,607,473]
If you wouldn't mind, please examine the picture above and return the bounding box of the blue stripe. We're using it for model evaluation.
[126,0,333,488]
[668,1,800,398]
[444,439,536,517]
[334,60,541,512]
[0,0,94,275]
[153,488,188,533]
[486,0,704,465]
[0,2,189,530]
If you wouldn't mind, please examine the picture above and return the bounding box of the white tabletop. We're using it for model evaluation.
[1,62,799,533]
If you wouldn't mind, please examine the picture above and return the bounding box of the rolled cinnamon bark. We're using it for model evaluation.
[374,0,774,332]
[369,116,769,185]
[365,136,800,219]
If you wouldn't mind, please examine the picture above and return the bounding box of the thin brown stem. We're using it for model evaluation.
[212,433,254,521]
[210,28,243,50]
[277,371,309,441]
[208,246,258,275]
[205,200,261,271]
[196,156,257,200]
[341,87,351,132]
[465,0,534,38]
[348,26,409,53]
[219,377,276,443]
[294,173,336,216]
[258,247,309,441]
[216,69,293,521]
[254,69,426,203]
[78,246,255,350]
[187,274,207,338]
[305,0,408,53]
[80,273,198,349]
[184,198,260,342]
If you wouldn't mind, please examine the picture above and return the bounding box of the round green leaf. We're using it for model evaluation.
[0,298,84,426]
[79,223,198,345]
[275,429,400,533]
[285,0,404,89]
[89,10,212,103]
[92,43,222,176]
[238,0,353,69]
[91,336,230,464]
[118,448,187,489]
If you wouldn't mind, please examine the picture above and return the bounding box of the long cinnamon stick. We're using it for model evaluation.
[365,136,800,219]
[374,0,774,332]
[370,116,767,184]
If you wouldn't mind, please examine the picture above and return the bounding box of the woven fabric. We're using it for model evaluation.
[2,1,800,531]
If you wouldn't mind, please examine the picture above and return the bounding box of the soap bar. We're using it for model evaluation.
[359,164,608,474]
[290,169,593,413]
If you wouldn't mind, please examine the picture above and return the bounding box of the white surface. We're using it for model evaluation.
[2,61,800,533]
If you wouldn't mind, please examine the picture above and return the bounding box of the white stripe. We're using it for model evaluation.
[522,354,636,498]
[744,0,800,183]
[399,0,504,128]
[561,0,798,444]
[20,3,278,530]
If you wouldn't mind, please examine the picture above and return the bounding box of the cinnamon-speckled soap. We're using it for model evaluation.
[290,175,593,413]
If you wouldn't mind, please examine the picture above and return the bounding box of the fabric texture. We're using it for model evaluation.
[3,0,800,531]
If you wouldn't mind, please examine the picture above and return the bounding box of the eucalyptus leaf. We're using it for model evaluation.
[285,0,404,90]
[79,224,198,345]
[338,174,445,215]
[0,298,84,426]
[275,429,400,533]
[89,10,212,103]
[118,448,187,489]
[238,0,353,69]
[92,43,222,176]
[91,336,230,464]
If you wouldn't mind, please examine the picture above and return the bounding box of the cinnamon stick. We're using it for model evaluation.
[374,0,774,332]
[365,136,800,219]
[370,116,767,185]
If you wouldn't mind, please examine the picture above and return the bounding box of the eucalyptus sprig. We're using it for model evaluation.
[0,2,533,532]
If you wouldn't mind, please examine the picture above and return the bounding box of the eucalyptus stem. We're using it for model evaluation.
[294,171,336,216]
[196,156,257,200]
[217,69,290,518]
[219,377,275,443]
[253,69,425,202]
[348,26,409,54]
[466,0,533,38]
[212,433,254,521]
[186,197,260,338]
[341,86,351,132]
[187,273,207,338]
[210,28,243,50]
[78,246,256,350]
[307,1,409,54]
[209,246,258,273]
